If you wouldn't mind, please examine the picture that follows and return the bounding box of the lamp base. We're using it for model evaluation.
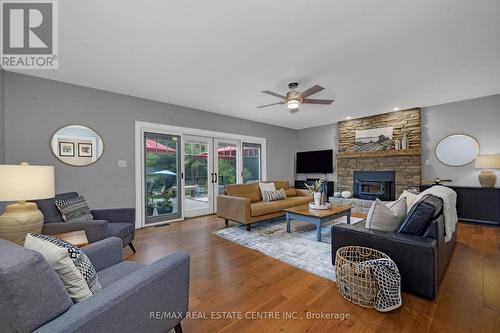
[0,202,44,245]
[478,170,497,188]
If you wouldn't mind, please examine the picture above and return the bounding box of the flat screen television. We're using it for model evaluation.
[296,149,333,173]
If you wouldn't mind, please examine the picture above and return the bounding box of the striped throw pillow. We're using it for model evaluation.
[262,188,287,202]
[55,196,94,222]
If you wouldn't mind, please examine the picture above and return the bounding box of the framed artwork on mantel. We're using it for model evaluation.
[354,127,393,152]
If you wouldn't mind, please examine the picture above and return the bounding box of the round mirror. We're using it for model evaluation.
[51,125,104,166]
[435,134,479,166]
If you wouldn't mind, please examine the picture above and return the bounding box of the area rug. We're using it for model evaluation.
[214,216,364,281]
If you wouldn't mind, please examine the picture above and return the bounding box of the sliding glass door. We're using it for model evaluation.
[137,122,267,225]
[184,137,247,216]
[213,139,241,211]
[214,139,240,194]
[184,136,213,217]
[144,132,182,224]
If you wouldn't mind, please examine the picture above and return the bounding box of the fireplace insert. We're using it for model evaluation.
[353,171,395,201]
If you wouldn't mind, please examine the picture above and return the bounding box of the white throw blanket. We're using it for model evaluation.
[415,186,458,242]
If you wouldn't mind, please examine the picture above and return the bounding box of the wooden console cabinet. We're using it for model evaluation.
[420,185,500,225]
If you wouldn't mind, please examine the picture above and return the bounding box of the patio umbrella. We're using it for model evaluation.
[150,170,177,176]
[199,146,238,160]
[146,169,177,193]
[146,139,176,153]
[198,146,259,159]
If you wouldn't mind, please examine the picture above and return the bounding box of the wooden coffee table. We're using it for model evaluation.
[284,204,352,242]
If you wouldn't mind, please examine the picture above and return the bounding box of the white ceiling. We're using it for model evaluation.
[13,0,500,129]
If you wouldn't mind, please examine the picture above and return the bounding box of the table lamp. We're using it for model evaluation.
[474,154,500,188]
[0,162,55,244]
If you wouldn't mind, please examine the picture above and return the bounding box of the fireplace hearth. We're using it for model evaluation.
[353,171,395,201]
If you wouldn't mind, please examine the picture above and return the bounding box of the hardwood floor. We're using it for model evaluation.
[128,215,500,333]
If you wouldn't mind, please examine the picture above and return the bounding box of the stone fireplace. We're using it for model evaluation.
[336,109,422,197]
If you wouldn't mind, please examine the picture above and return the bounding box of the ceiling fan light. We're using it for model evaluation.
[287,100,300,109]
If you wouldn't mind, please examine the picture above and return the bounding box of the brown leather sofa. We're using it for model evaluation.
[217,181,313,230]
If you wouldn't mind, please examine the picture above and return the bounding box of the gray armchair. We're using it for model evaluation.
[0,237,190,333]
[32,192,136,252]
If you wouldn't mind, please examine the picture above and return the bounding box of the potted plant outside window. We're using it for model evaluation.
[146,195,156,216]
[156,190,174,214]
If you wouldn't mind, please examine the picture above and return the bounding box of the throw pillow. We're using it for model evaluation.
[258,182,276,197]
[55,196,94,222]
[262,189,287,202]
[398,190,419,212]
[366,198,407,232]
[24,233,102,302]
[397,194,443,236]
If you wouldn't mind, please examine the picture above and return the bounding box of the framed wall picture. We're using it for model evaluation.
[59,142,75,157]
[78,143,93,157]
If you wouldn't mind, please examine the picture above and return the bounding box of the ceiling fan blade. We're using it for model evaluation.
[302,98,334,105]
[261,90,286,99]
[256,102,285,108]
[300,85,324,98]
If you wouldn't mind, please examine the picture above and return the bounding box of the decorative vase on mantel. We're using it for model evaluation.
[401,133,409,150]
[394,139,401,150]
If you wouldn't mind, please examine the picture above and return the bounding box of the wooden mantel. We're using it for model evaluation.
[337,148,421,159]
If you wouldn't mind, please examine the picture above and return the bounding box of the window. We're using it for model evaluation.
[242,142,262,183]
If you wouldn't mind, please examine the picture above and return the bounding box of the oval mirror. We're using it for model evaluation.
[435,134,479,166]
[51,125,104,166]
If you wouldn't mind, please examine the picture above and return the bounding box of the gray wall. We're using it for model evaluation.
[295,123,338,186]
[0,70,4,211]
[0,69,4,164]
[4,73,298,208]
[296,94,500,188]
[421,94,500,187]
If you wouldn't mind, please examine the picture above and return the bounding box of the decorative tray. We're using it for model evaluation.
[309,202,331,210]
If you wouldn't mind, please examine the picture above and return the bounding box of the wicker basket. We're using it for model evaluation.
[335,246,390,308]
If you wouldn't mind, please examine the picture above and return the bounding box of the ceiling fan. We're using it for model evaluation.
[257,82,334,113]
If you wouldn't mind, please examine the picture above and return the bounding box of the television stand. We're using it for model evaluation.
[294,180,334,198]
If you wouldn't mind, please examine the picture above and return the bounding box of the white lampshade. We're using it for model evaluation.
[0,163,55,201]
[474,154,500,169]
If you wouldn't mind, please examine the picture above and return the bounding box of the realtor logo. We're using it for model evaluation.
[1,0,58,69]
